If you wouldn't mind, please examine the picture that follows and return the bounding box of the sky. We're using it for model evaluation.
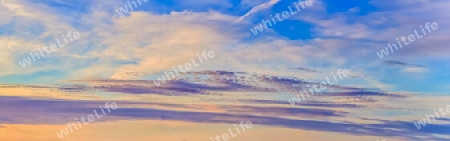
[0,0,450,140]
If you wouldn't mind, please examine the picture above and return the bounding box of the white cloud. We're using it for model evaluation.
[234,0,280,23]
[403,67,428,73]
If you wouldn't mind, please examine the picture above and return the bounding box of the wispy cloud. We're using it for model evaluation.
[234,0,280,23]
[384,60,424,68]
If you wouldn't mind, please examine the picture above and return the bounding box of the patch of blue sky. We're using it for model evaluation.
[25,0,91,13]
[322,0,377,15]
[0,70,66,84]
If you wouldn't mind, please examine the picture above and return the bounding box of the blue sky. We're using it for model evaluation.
[1,0,450,140]
[2,0,448,94]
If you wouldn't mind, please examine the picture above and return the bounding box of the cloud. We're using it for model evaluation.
[70,11,239,80]
[234,0,280,23]
[1,95,449,140]
[384,60,424,68]
[0,0,449,140]
[384,60,428,73]
[402,67,428,73]
[291,67,317,73]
